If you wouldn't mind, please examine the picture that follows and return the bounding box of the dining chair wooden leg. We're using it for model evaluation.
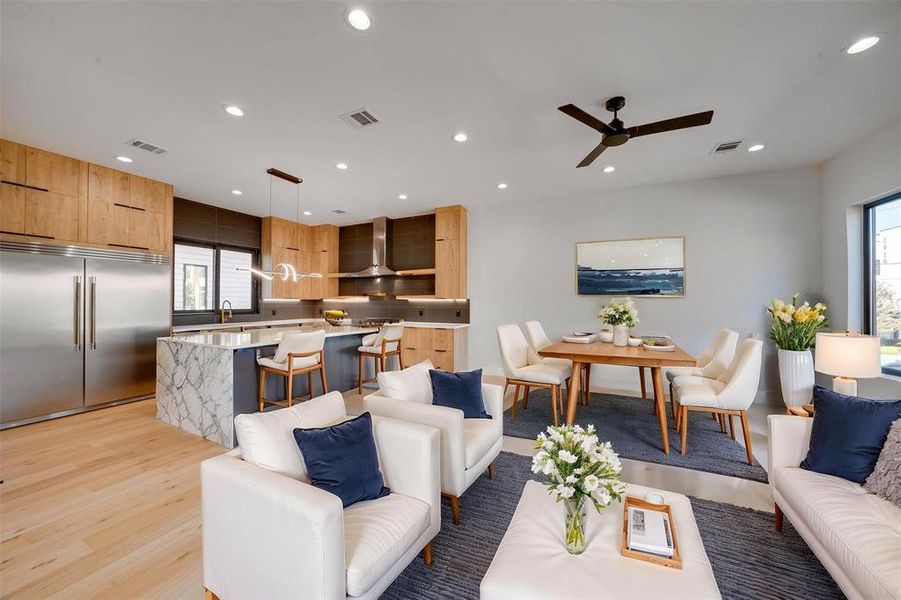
[258,369,266,412]
[378,356,385,376]
[358,353,364,395]
[639,367,647,399]
[307,372,314,399]
[522,386,530,410]
[503,381,510,404]
[669,383,679,429]
[550,385,560,427]
[584,364,592,406]
[581,365,588,406]
[679,405,689,454]
[286,372,294,407]
[719,413,727,433]
[511,384,520,420]
[728,414,736,440]
[739,410,754,465]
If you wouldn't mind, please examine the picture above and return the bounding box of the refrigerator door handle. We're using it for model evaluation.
[74,275,82,351]
[90,276,97,350]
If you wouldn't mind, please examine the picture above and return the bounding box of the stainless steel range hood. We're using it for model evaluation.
[345,216,396,278]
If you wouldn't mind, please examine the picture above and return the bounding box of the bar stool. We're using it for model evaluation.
[258,330,328,412]
[357,325,405,394]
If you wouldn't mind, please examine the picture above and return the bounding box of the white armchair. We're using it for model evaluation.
[363,360,503,526]
[202,391,440,600]
[672,339,763,465]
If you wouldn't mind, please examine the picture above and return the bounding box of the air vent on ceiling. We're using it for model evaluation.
[710,140,743,155]
[339,108,380,129]
[126,138,167,155]
[332,209,348,215]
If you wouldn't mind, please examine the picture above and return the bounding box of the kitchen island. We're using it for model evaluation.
[156,324,377,447]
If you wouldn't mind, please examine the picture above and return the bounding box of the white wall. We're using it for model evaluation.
[468,166,823,403]
[818,117,901,399]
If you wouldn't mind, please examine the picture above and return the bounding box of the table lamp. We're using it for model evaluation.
[814,332,882,396]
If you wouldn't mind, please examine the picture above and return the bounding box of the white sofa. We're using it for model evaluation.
[768,415,901,600]
[201,391,441,600]
[363,360,503,525]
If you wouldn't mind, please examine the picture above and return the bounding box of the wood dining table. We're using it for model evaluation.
[538,341,695,454]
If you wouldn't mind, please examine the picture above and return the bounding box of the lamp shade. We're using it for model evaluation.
[815,332,882,379]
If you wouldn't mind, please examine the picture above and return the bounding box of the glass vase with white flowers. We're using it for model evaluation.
[532,424,628,554]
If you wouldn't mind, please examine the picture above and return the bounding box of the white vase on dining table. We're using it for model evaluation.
[613,325,629,347]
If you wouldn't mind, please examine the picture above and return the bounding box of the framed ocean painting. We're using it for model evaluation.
[576,237,685,296]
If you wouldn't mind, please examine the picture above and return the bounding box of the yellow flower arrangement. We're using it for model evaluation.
[767,293,828,351]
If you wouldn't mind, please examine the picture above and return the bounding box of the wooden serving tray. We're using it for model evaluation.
[620,496,683,569]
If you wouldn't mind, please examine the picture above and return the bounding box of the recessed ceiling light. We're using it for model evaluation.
[846,36,879,54]
[303,210,312,216]
[116,156,133,163]
[336,162,349,170]
[602,165,615,173]
[347,9,371,31]
[496,183,508,189]
[453,132,468,143]
[748,144,765,152]
[224,105,245,117]
[398,194,408,200]
[231,189,243,195]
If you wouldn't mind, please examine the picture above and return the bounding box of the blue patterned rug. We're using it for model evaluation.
[383,451,843,600]
[503,390,768,483]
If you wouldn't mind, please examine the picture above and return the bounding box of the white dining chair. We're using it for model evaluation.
[497,324,570,425]
[667,328,739,429]
[672,338,763,465]
[523,320,588,405]
[257,330,327,411]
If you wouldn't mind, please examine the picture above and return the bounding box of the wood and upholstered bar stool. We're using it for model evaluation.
[258,330,328,412]
[497,324,570,426]
[357,325,405,394]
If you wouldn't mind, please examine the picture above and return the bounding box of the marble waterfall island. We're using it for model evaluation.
[156,325,377,447]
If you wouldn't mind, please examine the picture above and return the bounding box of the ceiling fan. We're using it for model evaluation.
[558,96,714,168]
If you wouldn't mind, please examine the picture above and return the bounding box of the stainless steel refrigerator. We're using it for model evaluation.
[0,241,170,427]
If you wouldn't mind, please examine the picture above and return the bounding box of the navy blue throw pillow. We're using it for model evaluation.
[800,385,901,484]
[293,412,389,508]
[430,368,491,419]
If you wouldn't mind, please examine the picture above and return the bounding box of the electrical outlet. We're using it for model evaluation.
[456,310,462,318]
[271,309,277,316]
[418,309,424,317]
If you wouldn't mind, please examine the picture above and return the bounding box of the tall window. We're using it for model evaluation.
[865,193,901,377]
[174,242,257,313]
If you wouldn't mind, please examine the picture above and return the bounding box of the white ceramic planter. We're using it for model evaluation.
[777,349,814,408]
[613,325,629,347]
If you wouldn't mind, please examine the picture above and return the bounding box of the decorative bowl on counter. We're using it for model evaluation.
[324,310,348,326]
[627,337,643,347]
[598,330,614,343]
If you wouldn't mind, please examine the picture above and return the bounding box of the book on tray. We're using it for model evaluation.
[627,506,674,557]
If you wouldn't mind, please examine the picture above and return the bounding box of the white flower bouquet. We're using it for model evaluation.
[532,424,627,554]
[598,298,639,328]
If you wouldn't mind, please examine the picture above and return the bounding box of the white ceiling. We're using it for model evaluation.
[2,1,899,224]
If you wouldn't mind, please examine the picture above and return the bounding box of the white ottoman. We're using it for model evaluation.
[480,480,720,600]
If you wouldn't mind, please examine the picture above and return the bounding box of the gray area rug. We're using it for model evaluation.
[383,451,843,600]
[503,389,768,483]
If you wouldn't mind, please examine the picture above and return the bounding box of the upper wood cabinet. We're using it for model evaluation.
[434,205,467,299]
[261,218,339,299]
[0,140,172,255]
[0,140,26,185]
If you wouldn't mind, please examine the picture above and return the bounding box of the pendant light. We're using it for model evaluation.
[238,168,322,281]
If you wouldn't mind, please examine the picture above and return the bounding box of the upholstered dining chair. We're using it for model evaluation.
[523,320,589,406]
[672,338,763,465]
[258,330,328,411]
[357,325,405,394]
[666,328,739,430]
[497,324,570,426]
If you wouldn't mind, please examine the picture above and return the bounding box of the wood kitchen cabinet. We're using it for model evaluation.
[0,139,172,255]
[434,205,467,299]
[307,224,338,299]
[400,325,468,371]
[261,216,314,299]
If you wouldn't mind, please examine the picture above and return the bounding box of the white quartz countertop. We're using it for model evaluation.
[401,322,470,329]
[171,318,325,333]
[161,324,378,349]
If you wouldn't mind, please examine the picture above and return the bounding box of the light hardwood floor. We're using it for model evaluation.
[1,384,778,598]
[0,400,224,599]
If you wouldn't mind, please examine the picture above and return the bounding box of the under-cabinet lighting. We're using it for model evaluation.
[261,298,302,304]
[396,297,468,302]
[322,297,370,303]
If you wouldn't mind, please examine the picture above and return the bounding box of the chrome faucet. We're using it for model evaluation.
[220,300,233,324]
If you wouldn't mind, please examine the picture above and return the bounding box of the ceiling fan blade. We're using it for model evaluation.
[576,142,607,168]
[626,110,714,138]
[558,104,615,135]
